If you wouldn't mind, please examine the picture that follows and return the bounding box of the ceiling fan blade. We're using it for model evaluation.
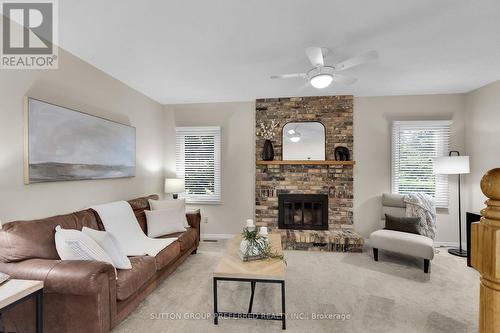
[334,50,378,71]
[305,47,325,67]
[270,73,306,79]
[333,74,358,85]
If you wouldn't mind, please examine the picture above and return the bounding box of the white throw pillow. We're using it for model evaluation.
[148,199,189,228]
[145,208,187,238]
[82,227,132,269]
[54,225,115,270]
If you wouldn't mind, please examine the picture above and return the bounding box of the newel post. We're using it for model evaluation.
[471,168,500,332]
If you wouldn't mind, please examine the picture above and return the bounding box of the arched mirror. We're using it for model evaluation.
[282,122,326,160]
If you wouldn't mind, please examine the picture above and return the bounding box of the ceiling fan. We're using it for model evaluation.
[271,47,378,89]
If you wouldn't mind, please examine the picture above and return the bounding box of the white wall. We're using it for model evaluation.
[465,80,500,213]
[163,105,177,178]
[169,102,255,236]
[354,95,466,244]
[0,48,166,222]
[166,95,467,243]
[1,44,490,245]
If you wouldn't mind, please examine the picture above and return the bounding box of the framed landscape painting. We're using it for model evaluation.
[24,97,136,184]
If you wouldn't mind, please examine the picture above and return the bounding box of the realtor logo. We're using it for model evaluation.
[1,0,58,69]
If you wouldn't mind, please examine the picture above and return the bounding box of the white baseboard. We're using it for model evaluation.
[204,235,465,247]
[434,242,457,247]
[434,241,467,248]
[201,233,235,240]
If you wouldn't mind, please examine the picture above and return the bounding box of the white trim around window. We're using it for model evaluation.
[391,120,451,208]
[175,126,221,204]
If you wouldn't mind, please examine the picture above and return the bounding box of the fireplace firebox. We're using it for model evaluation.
[278,194,328,230]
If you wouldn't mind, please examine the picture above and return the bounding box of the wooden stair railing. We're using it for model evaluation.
[471,168,500,332]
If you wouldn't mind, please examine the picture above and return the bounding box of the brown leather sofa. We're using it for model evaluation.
[0,195,201,333]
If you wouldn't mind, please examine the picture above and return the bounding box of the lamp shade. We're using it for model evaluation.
[432,156,470,175]
[164,178,185,193]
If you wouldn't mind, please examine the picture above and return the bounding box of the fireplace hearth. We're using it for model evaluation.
[278,194,328,230]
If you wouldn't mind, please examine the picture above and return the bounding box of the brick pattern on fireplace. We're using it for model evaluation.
[255,96,363,252]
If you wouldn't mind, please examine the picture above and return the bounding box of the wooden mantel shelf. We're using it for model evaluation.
[256,160,356,166]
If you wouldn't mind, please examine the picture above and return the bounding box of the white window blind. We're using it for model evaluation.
[176,126,221,204]
[391,120,451,208]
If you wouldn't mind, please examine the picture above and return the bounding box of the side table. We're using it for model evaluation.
[0,279,44,333]
[466,212,481,267]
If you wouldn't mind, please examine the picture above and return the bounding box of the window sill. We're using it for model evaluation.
[185,201,222,205]
[436,207,450,213]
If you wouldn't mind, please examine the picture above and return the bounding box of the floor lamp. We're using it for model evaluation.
[433,151,470,257]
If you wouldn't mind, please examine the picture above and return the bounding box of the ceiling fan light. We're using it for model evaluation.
[310,74,333,89]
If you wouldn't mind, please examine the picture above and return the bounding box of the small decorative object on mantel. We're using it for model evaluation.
[239,220,285,262]
[257,120,279,161]
[334,146,350,161]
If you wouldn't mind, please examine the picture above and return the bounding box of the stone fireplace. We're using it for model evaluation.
[255,96,363,252]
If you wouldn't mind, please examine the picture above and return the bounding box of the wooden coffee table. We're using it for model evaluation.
[213,233,286,330]
[0,279,44,333]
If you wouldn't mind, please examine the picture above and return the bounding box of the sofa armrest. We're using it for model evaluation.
[0,258,115,295]
[186,210,201,245]
[0,259,115,332]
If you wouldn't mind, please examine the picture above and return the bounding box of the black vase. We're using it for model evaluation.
[262,139,274,161]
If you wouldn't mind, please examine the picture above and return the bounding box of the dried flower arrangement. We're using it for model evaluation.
[256,120,279,140]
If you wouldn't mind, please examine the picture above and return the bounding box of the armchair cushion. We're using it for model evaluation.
[369,229,434,260]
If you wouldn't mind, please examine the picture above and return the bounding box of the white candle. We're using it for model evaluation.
[246,219,254,228]
[259,226,268,236]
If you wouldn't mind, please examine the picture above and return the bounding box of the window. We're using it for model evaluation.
[391,121,451,208]
[176,127,221,204]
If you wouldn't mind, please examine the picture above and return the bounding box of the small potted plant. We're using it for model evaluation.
[239,222,285,262]
[257,120,279,161]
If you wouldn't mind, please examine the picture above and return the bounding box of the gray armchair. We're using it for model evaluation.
[369,193,434,273]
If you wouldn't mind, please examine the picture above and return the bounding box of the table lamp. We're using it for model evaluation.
[164,178,185,199]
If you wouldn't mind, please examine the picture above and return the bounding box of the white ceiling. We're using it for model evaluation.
[59,0,500,104]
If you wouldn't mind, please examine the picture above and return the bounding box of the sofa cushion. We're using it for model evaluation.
[82,227,132,269]
[148,199,190,228]
[154,241,181,270]
[128,195,159,234]
[145,209,186,238]
[116,256,156,301]
[54,226,115,270]
[160,228,198,252]
[0,209,101,263]
[369,229,434,260]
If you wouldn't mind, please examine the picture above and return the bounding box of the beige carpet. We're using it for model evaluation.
[113,240,479,333]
